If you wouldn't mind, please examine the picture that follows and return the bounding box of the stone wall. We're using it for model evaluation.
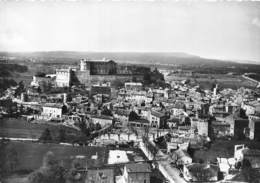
[75,70,90,86]
[76,69,144,86]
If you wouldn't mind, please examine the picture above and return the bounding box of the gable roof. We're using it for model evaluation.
[151,110,165,118]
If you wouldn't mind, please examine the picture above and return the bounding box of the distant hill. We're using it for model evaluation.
[0,51,237,66]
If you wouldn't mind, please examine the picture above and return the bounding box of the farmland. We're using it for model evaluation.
[4,141,107,171]
[166,73,257,90]
[0,118,81,139]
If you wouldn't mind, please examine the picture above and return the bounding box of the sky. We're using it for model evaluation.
[0,0,260,62]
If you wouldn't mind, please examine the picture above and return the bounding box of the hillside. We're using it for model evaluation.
[0,51,235,66]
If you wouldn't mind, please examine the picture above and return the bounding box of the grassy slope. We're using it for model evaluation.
[9,141,107,171]
[0,118,80,139]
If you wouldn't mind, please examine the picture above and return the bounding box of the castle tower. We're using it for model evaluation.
[56,68,72,87]
[80,59,87,71]
[213,84,218,96]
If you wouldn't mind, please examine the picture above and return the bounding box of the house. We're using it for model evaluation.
[227,114,249,139]
[149,110,166,128]
[91,85,111,98]
[113,109,130,127]
[183,163,219,182]
[242,101,260,116]
[134,107,151,120]
[31,75,53,88]
[234,144,260,169]
[167,117,180,128]
[122,163,151,183]
[91,115,113,128]
[226,169,260,183]
[248,115,260,140]
[190,117,209,136]
[172,149,192,165]
[125,91,152,105]
[86,167,115,183]
[167,142,178,153]
[125,82,143,91]
[152,88,169,99]
[42,103,66,119]
[128,119,150,128]
[169,103,185,117]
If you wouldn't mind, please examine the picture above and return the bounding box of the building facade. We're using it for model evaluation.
[56,68,72,87]
[123,163,151,183]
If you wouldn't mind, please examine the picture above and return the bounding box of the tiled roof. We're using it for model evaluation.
[125,163,151,173]
[151,110,165,118]
[43,103,64,108]
[91,115,113,120]
[129,119,149,124]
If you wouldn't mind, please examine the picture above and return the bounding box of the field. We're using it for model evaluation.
[4,141,107,171]
[0,118,81,139]
[166,73,257,90]
[193,74,257,90]
[2,140,159,183]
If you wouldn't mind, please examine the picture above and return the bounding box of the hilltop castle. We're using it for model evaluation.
[55,58,148,87]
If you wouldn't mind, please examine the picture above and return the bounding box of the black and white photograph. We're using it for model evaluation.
[0,0,260,182]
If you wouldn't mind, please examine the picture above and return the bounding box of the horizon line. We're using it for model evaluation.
[0,50,259,64]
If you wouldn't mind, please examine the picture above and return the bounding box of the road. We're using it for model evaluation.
[139,141,187,183]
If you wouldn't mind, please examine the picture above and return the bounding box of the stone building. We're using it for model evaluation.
[86,167,114,183]
[248,115,260,140]
[55,58,148,87]
[190,117,209,136]
[55,68,72,87]
[122,163,151,183]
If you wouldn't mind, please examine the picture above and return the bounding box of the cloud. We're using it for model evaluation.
[252,17,260,28]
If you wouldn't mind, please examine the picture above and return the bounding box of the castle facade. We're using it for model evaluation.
[56,58,148,87]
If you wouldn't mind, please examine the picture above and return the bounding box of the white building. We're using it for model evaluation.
[125,82,143,91]
[91,115,113,127]
[173,149,192,165]
[149,110,165,128]
[122,163,151,183]
[152,88,169,99]
[56,68,72,87]
[42,103,65,119]
[31,76,53,88]
[190,117,209,136]
[125,91,152,105]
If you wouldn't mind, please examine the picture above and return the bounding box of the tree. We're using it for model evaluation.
[36,72,46,77]
[39,81,52,93]
[15,81,25,96]
[128,111,140,121]
[239,108,247,118]
[78,121,90,137]
[65,159,83,183]
[28,151,66,183]
[95,123,102,131]
[39,128,53,143]
[101,107,113,116]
